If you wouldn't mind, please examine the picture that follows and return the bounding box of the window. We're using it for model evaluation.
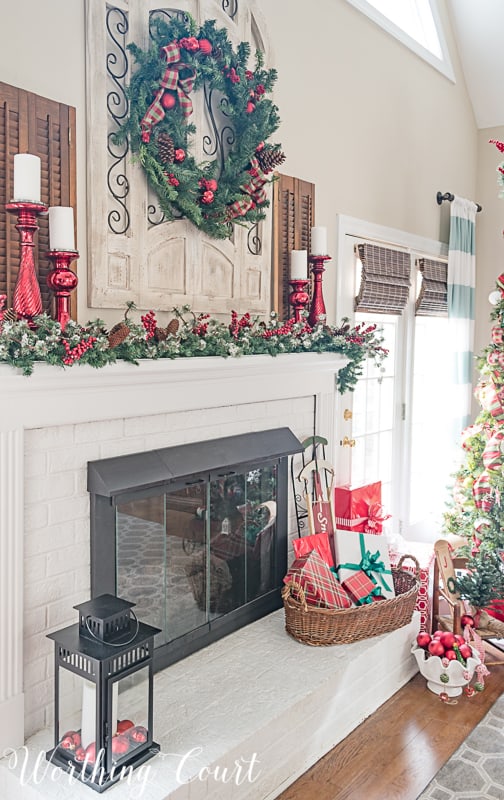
[335,216,452,544]
[344,0,454,81]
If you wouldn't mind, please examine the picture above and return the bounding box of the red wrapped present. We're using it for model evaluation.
[292,532,334,567]
[334,482,390,534]
[284,550,351,609]
[341,570,384,605]
[389,539,434,632]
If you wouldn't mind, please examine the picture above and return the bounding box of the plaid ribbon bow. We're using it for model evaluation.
[226,156,269,220]
[364,502,391,533]
[140,42,196,142]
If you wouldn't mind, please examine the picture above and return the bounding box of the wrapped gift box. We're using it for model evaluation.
[334,529,396,600]
[389,539,434,632]
[334,482,389,534]
[284,549,351,609]
[341,570,385,605]
[292,532,334,567]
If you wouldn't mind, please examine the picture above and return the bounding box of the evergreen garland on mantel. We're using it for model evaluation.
[0,305,388,394]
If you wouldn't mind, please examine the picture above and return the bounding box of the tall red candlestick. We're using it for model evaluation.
[6,201,47,325]
[288,279,310,323]
[46,250,79,331]
[308,254,330,327]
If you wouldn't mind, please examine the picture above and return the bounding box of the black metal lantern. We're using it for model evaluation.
[46,594,161,792]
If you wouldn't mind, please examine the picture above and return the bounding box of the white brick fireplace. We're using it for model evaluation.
[0,353,419,799]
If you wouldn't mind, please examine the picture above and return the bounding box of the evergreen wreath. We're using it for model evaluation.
[115,14,285,239]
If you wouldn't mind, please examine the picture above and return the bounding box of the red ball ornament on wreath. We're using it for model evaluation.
[201,190,214,205]
[198,38,212,55]
[161,92,176,110]
[246,101,256,114]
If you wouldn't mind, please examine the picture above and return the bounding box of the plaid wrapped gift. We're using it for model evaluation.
[284,550,351,609]
[334,529,396,600]
[292,532,334,567]
[341,570,384,605]
[389,540,434,632]
[334,482,390,534]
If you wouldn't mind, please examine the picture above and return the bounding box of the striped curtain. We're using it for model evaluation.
[448,196,477,436]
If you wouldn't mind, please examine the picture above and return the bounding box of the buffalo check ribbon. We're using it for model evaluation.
[336,532,392,594]
[140,42,196,142]
[226,157,269,219]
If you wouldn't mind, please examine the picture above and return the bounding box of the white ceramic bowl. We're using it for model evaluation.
[411,642,481,697]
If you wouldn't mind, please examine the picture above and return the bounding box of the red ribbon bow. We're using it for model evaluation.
[140,42,196,142]
[364,503,391,533]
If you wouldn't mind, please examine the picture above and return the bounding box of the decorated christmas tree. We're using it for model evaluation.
[443,140,504,618]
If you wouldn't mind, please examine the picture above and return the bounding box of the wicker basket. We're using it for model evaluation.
[282,554,420,646]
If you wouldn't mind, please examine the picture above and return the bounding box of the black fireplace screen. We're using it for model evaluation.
[88,428,302,670]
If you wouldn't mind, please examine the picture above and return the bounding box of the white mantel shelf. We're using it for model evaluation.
[0,353,348,430]
[0,352,348,756]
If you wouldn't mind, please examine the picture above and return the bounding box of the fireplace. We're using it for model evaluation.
[88,428,303,670]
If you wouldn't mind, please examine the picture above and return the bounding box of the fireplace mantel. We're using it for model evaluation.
[0,352,348,752]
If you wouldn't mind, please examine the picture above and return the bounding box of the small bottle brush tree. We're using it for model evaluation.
[442,273,504,611]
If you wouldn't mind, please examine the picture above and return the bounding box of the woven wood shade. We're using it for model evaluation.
[355,243,411,314]
[416,257,448,317]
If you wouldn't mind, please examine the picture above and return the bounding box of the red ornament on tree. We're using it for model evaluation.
[174,148,186,162]
[246,101,255,114]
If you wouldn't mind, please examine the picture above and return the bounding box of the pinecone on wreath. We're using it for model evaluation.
[256,146,286,174]
[157,131,175,165]
[107,300,135,348]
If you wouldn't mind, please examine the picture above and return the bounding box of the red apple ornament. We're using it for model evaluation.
[74,747,86,762]
[416,632,431,649]
[428,640,445,657]
[458,643,472,660]
[85,742,97,764]
[440,632,456,650]
[128,725,148,744]
[112,734,130,756]
[117,719,134,735]
[460,614,475,628]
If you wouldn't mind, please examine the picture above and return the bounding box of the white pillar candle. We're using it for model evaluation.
[49,206,75,251]
[290,250,308,280]
[310,226,327,256]
[13,153,41,202]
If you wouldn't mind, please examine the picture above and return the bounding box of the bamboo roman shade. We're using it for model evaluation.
[0,82,77,315]
[415,257,448,317]
[354,243,411,314]
[272,173,315,321]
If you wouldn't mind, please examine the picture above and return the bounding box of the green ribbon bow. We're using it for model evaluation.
[337,532,392,594]
[357,585,384,605]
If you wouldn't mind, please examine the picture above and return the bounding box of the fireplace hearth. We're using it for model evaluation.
[88,428,303,671]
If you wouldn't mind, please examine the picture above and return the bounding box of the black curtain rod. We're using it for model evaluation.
[436,190,482,212]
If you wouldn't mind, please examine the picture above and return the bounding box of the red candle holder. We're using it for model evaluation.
[288,279,310,323]
[308,254,331,327]
[5,201,47,325]
[46,250,79,331]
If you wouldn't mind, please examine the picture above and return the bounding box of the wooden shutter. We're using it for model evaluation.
[272,173,315,321]
[0,82,77,316]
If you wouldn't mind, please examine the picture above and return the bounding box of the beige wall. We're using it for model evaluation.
[0,0,490,337]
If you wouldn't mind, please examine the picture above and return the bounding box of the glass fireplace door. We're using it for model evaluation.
[115,463,278,652]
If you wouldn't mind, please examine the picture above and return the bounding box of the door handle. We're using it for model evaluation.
[343,408,353,421]
[341,436,356,447]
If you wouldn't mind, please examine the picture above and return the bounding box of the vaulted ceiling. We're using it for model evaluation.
[448,0,504,129]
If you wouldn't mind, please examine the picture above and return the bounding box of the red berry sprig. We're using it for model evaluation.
[262,318,298,338]
[62,336,97,366]
[229,311,252,338]
[141,310,157,340]
[192,313,210,336]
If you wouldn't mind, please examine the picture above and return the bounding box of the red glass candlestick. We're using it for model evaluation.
[5,201,47,325]
[308,254,331,327]
[46,250,79,331]
[288,279,310,323]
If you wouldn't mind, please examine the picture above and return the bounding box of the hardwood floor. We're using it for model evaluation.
[277,643,504,800]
